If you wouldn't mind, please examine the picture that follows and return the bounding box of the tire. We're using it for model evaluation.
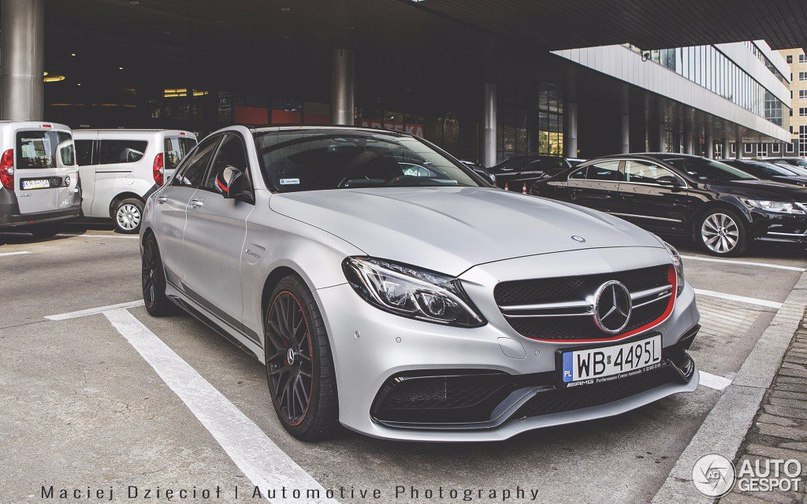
[114,198,144,234]
[264,275,339,441]
[697,208,748,257]
[30,223,60,239]
[141,234,175,317]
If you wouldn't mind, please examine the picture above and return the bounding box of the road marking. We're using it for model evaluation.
[0,251,31,257]
[698,371,732,391]
[45,300,145,321]
[103,308,337,504]
[681,255,805,272]
[57,233,139,240]
[694,289,783,310]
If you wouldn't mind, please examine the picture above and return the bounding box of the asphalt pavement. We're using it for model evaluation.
[1,224,805,504]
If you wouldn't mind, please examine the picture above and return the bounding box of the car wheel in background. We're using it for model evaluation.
[264,275,339,441]
[698,208,748,257]
[114,198,144,234]
[141,235,175,317]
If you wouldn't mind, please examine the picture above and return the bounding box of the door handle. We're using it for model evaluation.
[190,199,204,209]
[156,196,167,204]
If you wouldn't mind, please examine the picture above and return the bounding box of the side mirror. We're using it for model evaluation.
[217,166,255,204]
[656,175,682,187]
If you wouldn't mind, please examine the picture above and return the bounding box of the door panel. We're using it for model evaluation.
[614,160,693,234]
[181,133,256,341]
[155,135,222,285]
[13,130,78,215]
[568,160,623,214]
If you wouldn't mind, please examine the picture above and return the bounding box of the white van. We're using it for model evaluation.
[74,129,197,233]
[0,121,81,237]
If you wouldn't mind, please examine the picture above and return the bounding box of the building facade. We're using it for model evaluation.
[0,0,802,167]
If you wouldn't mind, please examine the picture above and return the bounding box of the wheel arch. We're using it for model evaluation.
[109,192,145,218]
[690,199,751,240]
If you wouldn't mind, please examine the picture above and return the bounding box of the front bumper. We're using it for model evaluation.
[317,247,700,441]
[750,210,807,245]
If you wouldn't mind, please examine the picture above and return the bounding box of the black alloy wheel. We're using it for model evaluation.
[264,275,339,440]
[141,235,174,316]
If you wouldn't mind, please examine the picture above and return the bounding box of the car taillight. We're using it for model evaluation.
[0,149,14,190]
[153,153,164,186]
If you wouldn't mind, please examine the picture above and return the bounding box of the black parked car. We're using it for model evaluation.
[531,153,807,256]
[490,155,578,191]
[723,159,807,188]
[765,157,807,177]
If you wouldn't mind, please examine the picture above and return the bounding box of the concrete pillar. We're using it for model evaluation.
[620,85,630,154]
[565,102,578,159]
[706,130,714,158]
[722,137,730,160]
[654,100,666,152]
[331,48,355,125]
[565,67,578,159]
[735,126,742,159]
[1,0,45,120]
[683,112,693,154]
[483,82,497,168]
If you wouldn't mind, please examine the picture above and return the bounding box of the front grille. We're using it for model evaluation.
[494,266,669,305]
[495,265,672,341]
[512,366,682,419]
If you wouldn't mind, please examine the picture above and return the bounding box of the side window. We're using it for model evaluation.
[75,140,93,165]
[57,132,75,166]
[586,161,624,181]
[164,136,198,171]
[202,134,250,193]
[172,136,221,188]
[624,160,677,184]
[569,167,587,180]
[98,140,148,164]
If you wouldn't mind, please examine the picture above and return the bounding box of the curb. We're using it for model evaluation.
[652,270,807,503]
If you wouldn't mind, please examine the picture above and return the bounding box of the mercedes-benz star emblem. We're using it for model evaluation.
[593,280,632,334]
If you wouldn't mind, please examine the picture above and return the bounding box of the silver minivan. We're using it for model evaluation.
[74,129,197,233]
[0,121,81,237]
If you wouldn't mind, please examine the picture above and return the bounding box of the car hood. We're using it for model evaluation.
[269,187,662,276]
[705,179,807,200]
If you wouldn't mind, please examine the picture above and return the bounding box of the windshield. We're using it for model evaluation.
[662,157,757,182]
[254,130,481,192]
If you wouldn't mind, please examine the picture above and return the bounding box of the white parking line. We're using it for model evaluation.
[57,233,139,240]
[697,371,732,391]
[681,255,805,272]
[694,288,783,310]
[103,308,337,504]
[0,250,31,257]
[45,300,145,321]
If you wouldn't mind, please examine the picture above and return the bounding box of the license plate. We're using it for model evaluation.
[21,179,50,190]
[561,335,662,386]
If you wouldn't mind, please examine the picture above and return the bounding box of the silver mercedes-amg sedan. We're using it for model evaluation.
[140,126,700,442]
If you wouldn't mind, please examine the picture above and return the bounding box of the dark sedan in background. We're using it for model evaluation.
[723,159,807,188]
[766,157,807,177]
[491,155,584,192]
[531,153,807,256]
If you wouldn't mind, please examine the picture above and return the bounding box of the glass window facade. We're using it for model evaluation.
[635,45,788,128]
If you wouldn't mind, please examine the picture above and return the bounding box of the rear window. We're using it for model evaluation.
[98,140,148,164]
[164,137,197,171]
[16,130,75,168]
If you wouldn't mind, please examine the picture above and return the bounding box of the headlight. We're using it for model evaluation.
[743,199,805,215]
[662,241,685,296]
[342,257,486,328]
